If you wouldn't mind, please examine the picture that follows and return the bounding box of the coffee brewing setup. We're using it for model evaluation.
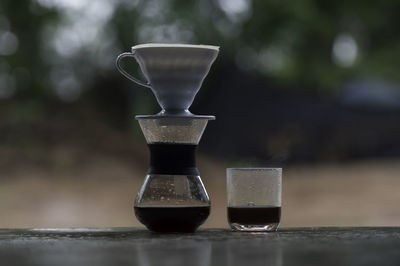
[116,44,219,232]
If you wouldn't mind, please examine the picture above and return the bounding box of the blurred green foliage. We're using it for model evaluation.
[1,0,400,124]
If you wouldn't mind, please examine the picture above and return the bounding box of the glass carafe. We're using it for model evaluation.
[134,116,212,232]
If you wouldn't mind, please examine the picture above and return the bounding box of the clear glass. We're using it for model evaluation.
[137,118,208,144]
[135,174,210,207]
[134,174,210,232]
[134,117,211,232]
[227,168,282,232]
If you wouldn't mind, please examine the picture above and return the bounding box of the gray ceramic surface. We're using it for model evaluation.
[116,44,219,116]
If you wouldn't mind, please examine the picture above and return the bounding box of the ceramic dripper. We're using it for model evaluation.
[116,44,219,116]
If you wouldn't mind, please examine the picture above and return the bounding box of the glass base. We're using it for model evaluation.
[229,223,279,232]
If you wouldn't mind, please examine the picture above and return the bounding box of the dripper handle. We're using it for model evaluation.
[116,51,151,88]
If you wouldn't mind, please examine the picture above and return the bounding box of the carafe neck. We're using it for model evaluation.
[147,143,199,176]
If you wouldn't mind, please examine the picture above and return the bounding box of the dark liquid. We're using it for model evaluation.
[228,206,281,225]
[134,206,210,233]
[147,143,198,175]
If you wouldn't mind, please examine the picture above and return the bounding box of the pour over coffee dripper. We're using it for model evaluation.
[116,43,219,116]
[116,44,219,232]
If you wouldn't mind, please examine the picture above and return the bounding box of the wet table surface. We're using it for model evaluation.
[1,227,400,266]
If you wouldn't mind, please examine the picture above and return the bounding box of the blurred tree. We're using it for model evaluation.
[0,0,59,122]
[0,0,400,102]
[2,0,400,162]
[2,0,400,104]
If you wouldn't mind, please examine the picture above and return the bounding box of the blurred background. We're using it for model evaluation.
[1,0,400,228]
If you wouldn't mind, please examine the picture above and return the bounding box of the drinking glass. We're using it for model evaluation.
[227,168,282,232]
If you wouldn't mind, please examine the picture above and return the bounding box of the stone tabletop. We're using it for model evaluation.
[0,227,400,266]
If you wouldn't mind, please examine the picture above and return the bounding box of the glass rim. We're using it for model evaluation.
[227,167,282,171]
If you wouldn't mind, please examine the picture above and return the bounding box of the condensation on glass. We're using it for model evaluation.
[134,117,212,232]
[227,168,282,232]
